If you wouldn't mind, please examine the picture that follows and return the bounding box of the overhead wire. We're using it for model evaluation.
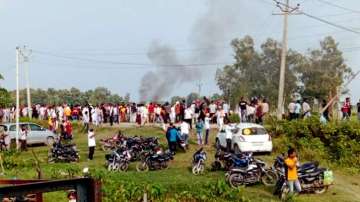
[316,0,360,14]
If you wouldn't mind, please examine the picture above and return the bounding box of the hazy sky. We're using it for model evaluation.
[0,0,359,102]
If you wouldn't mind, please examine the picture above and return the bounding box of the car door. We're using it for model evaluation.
[241,127,269,145]
[28,123,43,144]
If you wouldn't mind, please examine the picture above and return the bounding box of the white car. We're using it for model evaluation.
[0,122,56,146]
[216,123,272,154]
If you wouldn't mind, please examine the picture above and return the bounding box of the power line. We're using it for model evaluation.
[273,0,360,35]
[32,50,231,68]
[316,0,360,14]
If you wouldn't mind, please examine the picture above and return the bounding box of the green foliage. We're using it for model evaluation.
[267,117,360,170]
[216,35,352,105]
[0,88,12,108]
[228,113,240,123]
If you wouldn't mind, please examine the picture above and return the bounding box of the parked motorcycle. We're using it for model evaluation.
[211,149,249,171]
[48,142,79,163]
[192,148,207,175]
[105,147,132,172]
[272,155,333,200]
[227,154,277,188]
[136,150,173,172]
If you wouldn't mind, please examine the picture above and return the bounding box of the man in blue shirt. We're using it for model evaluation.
[166,123,179,153]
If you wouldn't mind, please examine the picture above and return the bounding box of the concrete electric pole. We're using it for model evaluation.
[274,0,300,120]
[21,46,32,119]
[15,47,20,150]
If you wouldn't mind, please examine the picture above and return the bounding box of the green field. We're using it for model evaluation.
[2,122,360,202]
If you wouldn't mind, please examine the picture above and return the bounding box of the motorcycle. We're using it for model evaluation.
[227,154,277,188]
[48,142,79,163]
[136,150,173,172]
[272,155,332,200]
[192,148,207,175]
[211,149,249,171]
[105,147,132,172]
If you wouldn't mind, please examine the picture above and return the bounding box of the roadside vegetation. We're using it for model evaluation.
[1,117,360,202]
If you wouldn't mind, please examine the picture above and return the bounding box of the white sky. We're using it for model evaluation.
[0,0,359,102]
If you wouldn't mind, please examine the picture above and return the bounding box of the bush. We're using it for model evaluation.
[266,116,360,171]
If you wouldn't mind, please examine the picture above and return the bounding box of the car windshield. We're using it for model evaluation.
[242,127,267,135]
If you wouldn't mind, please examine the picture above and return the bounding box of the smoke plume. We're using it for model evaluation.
[139,0,243,102]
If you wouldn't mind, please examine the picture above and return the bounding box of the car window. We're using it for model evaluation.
[9,124,29,131]
[29,124,42,131]
[0,125,7,131]
[9,125,16,131]
[242,127,267,135]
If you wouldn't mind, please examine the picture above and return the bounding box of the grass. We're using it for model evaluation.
[2,120,360,202]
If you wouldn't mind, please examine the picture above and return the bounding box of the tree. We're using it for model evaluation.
[216,36,301,105]
[0,88,12,107]
[295,36,352,99]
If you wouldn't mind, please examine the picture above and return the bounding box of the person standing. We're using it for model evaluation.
[321,99,330,121]
[204,113,211,145]
[238,98,248,122]
[180,120,190,148]
[285,148,301,195]
[82,111,90,133]
[166,123,178,153]
[209,101,217,123]
[224,119,232,152]
[288,100,296,121]
[357,99,360,121]
[302,98,311,119]
[87,128,96,160]
[184,106,193,129]
[294,100,302,120]
[341,97,351,120]
[20,125,28,151]
[195,118,204,145]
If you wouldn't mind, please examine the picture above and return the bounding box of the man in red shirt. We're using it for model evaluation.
[65,120,73,140]
[341,97,351,120]
[148,103,155,123]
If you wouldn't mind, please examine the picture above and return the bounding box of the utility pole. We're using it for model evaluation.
[21,46,32,119]
[196,81,203,96]
[15,47,20,151]
[274,0,300,120]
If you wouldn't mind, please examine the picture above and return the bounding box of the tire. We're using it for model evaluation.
[211,161,221,171]
[101,145,111,152]
[136,162,149,172]
[314,186,328,194]
[119,162,129,172]
[46,137,55,146]
[261,170,278,187]
[280,186,290,201]
[233,144,241,154]
[192,164,204,175]
[229,173,245,188]
[215,139,221,149]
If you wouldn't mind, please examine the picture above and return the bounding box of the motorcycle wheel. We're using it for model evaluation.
[119,163,129,172]
[101,145,111,152]
[108,163,119,171]
[136,162,149,172]
[229,173,245,188]
[314,186,328,194]
[192,165,204,175]
[261,170,278,187]
[280,186,290,201]
[211,161,221,171]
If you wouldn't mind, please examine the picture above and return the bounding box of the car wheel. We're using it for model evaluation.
[215,139,221,149]
[233,144,241,154]
[46,137,55,146]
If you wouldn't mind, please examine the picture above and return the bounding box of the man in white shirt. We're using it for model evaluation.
[209,102,217,123]
[204,113,211,145]
[288,101,296,120]
[88,128,96,160]
[184,107,193,129]
[224,120,232,152]
[82,110,90,132]
[180,120,190,148]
